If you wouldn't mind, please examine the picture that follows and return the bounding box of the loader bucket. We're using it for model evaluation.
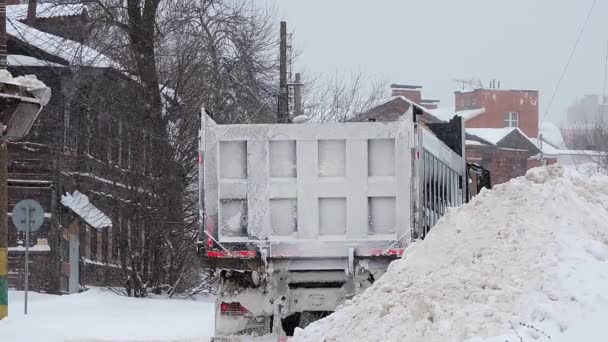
[0,75,49,139]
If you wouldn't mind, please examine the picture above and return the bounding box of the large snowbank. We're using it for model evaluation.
[294,165,608,342]
[0,288,214,341]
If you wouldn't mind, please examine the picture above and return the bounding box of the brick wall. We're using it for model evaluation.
[456,89,539,138]
[466,146,531,185]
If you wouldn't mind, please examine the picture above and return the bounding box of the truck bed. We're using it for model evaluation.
[199,113,415,259]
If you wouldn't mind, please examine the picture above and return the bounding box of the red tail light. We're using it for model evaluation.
[220,302,249,315]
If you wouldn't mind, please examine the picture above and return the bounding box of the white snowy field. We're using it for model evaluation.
[294,165,608,342]
[0,288,215,341]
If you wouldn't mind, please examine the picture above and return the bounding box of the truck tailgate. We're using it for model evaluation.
[201,113,414,258]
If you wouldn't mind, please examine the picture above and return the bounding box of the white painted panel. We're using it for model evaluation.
[368,139,395,176]
[297,140,319,239]
[219,141,247,179]
[270,199,297,236]
[270,140,296,178]
[319,198,346,235]
[219,199,247,237]
[318,140,346,177]
[369,197,396,234]
[346,139,368,239]
[247,141,270,240]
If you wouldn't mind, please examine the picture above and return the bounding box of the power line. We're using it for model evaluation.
[541,0,597,123]
[600,40,608,120]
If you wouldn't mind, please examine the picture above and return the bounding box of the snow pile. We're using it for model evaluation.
[563,162,608,177]
[0,288,214,341]
[294,165,608,342]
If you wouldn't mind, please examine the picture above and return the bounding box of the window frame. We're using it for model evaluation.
[504,111,519,128]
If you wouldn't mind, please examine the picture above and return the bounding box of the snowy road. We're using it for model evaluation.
[0,288,215,341]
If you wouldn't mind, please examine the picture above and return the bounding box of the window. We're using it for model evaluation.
[504,112,519,128]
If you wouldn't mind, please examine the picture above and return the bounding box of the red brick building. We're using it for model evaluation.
[465,128,540,185]
[455,88,539,138]
[360,83,544,185]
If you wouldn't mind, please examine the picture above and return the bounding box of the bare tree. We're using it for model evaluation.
[303,71,387,123]
[562,119,608,174]
[66,0,280,295]
[39,0,385,296]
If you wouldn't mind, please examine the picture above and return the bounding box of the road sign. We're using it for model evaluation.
[11,199,44,232]
[10,199,44,315]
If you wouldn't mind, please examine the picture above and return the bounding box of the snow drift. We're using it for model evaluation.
[293,165,608,342]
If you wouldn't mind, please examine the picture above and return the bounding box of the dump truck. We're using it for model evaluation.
[198,105,477,337]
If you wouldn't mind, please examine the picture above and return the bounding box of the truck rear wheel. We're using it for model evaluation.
[281,311,331,336]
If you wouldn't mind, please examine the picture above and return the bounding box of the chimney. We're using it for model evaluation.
[27,0,36,25]
[391,84,422,104]
[421,99,440,110]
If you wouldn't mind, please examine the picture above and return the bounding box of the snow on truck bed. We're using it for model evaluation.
[294,165,608,342]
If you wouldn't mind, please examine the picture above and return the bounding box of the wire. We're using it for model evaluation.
[600,40,608,120]
[541,0,597,123]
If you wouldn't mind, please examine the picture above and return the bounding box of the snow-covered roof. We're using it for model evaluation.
[8,54,63,67]
[529,138,562,156]
[7,17,114,67]
[555,149,606,156]
[8,244,51,252]
[465,139,487,146]
[428,106,486,122]
[466,128,515,145]
[466,127,536,147]
[349,96,442,123]
[539,121,566,149]
[61,190,112,229]
[7,4,86,20]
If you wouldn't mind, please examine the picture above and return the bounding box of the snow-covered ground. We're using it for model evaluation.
[294,165,608,342]
[0,288,215,341]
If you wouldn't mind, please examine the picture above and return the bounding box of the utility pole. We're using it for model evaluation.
[278,21,289,123]
[293,73,302,117]
[0,0,8,320]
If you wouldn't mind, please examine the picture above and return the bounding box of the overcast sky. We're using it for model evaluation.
[257,0,608,125]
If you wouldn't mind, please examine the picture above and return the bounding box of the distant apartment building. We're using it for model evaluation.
[566,94,608,126]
